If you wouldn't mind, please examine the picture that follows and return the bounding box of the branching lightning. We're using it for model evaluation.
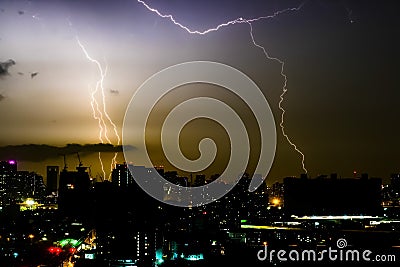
[76,37,121,180]
[136,0,308,174]
[137,0,303,35]
[247,23,307,174]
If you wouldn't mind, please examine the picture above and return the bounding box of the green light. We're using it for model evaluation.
[59,238,80,248]
[155,249,163,260]
[240,219,247,223]
[184,253,204,261]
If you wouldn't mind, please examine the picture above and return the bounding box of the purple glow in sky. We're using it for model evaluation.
[0,0,399,183]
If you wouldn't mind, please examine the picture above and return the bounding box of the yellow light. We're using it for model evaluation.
[28,234,34,239]
[25,199,35,206]
[271,198,280,206]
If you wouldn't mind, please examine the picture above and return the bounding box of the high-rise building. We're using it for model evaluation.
[391,173,400,196]
[111,163,134,188]
[204,173,268,230]
[284,175,382,216]
[46,166,59,195]
[194,174,206,187]
[0,161,45,204]
[0,160,17,205]
[58,165,91,216]
[16,171,45,199]
[0,160,17,187]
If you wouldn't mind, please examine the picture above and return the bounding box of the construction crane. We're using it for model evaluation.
[75,151,89,174]
[60,154,67,171]
[76,152,83,167]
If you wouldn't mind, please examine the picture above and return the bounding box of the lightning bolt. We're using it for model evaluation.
[247,23,307,174]
[76,37,121,180]
[136,0,308,174]
[98,152,106,180]
[137,0,303,35]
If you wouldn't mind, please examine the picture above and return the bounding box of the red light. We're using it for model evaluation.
[69,248,76,253]
[202,211,207,215]
[49,247,62,254]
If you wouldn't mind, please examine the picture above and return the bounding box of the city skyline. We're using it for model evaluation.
[0,157,399,266]
[0,0,399,183]
[1,157,398,188]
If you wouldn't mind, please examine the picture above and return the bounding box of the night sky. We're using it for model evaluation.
[0,0,399,184]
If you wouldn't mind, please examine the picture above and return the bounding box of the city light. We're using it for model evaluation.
[0,1,398,266]
[59,238,80,248]
[25,199,35,206]
[48,247,62,254]
[19,198,41,211]
[271,198,281,206]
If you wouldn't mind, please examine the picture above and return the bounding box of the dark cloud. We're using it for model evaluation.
[0,94,5,101]
[0,143,135,162]
[0,59,16,76]
[18,72,24,75]
[18,10,24,15]
[110,89,119,95]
